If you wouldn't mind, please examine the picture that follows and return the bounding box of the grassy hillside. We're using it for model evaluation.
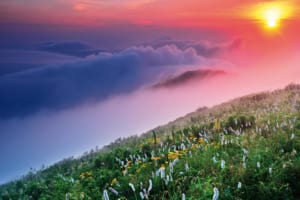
[1,84,300,200]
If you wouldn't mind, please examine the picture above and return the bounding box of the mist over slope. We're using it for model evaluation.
[1,83,300,199]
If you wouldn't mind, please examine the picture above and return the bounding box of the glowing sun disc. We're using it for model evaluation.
[267,20,277,28]
[264,7,281,28]
[244,1,293,29]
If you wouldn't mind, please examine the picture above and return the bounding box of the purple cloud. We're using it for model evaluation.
[0,44,229,119]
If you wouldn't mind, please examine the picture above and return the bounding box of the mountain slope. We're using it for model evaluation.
[1,84,300,200]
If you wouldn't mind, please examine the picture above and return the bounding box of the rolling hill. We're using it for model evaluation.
[1,83,300,200]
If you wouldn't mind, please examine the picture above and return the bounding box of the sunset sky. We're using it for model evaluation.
[1,0,300,183]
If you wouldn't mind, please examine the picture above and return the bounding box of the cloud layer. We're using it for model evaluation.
[0,44,229,119]
[143,37,243,57]
[37,41,104,58]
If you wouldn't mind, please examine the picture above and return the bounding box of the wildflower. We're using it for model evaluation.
[242,155,246,162]
[80,192,85,199]
[65,193,70,200]
[198,137,204,144]
[80,172,85,179]
[148,179,152,193]
[156,166,165,178]
[169,173,173,181]
[181,143,186,150]
[172,158,179,166]
[108,187,118,196]
[242,148,249,155]
[212,156,217,163]
[243,162,246,169]
[169,162,174,173]
[283,163,286,168]
[166,175,170,182]
[139,191,145,199]
[160,166,165,178]
[291,149,297,156]
[129,183,135,192]
[164,178,169,186]
[213,187,219,200]
[143,188,148,199]
[103,190,109,200]
[185,163,189,172]
[182,193,186,200]
[257,162,261,168]
[237,182,242,189]
[140,182,143,190]
[221,160,225,169]
[269,167,272,174]
[111,178,118,186]
[291,133,295,140]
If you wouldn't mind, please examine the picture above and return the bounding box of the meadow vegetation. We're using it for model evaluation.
[1,84,300,200]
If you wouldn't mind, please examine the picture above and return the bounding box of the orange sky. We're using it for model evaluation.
[1,0,299,27]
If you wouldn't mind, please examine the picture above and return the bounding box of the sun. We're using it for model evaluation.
[245,1,293,30]
[263,7,282,28]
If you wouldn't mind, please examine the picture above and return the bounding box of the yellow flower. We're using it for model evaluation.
[86,171,92,177]
[198,138,204,144]
[151,156,161,161]
[160,165,166,170]
[80,173,85,179]
[111,178,118,186]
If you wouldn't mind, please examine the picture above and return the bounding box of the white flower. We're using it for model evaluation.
[237,182,242,189]
[221,160,225,169]
[172,158,179,166]
[212,156,217,163]
[269,167,272,174]
[161,168,165,179]
[185,163,189,172]
[148,179,152,193]
[103,190,109,200]
[108,187,118,196]
[143,188,148,199]
[213,187,219,200]
[169,173,173,182]
[181,143,186,150]
[140,182,143,190]
[283,163,286,168]
[169,162,174,173]
[291,133,295,140]
[257,162,261,168]
[182,193,186,200]
[292,149,297,156]
[129,183,135,192]
[243,162,246,169]
[139,191,145,199]
[65,193,70,200]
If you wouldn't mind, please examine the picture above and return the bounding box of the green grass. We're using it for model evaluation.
[1,85,300,200]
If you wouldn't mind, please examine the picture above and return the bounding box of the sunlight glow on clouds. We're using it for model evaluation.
[1,0,300,185]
